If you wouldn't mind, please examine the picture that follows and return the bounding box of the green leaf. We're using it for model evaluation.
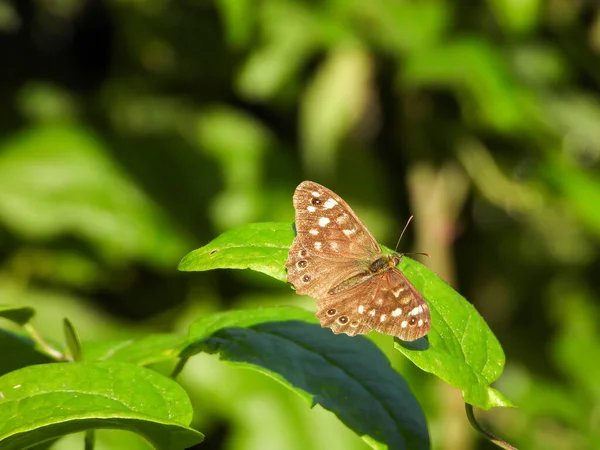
[186,306,317,344]
[180,222,511,410]
[0,361,203,450]
[0,330,53,377]
[195,318,429,450]
[0,124,189,267]
[0,305,35,326]
[63,318,82,362]
[541,160,600,239]
[178,222,292,281]
[403,39,531,132]
[395,257,512,410]
[83,334,189,366]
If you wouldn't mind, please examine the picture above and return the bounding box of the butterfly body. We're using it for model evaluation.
[286,181,431,341]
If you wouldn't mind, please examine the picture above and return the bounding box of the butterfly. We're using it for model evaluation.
[286,181,430,341]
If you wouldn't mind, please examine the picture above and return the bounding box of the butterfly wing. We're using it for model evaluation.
[315,268,430,341]
[286,181,382,298]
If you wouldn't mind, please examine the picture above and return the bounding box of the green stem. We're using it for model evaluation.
[465,403,517,450]
[23,323,67,361]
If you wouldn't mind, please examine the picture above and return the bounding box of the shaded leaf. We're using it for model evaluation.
[197,319,429,450]
[0,330,53,377]
[0,305,35,326]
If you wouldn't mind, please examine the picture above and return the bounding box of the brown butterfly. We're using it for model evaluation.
[286,181,430,341]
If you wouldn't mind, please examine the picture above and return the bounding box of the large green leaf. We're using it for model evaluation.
[0,361,203,450]
[183,309,429,450]
[179,222,512,409]
[395,258,512,409]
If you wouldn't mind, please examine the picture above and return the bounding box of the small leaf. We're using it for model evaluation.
[395,257,512,410]
[178,222,292,281]
[63,318,82,362]
[0,305,35,326]
[195,318,429,450]
[0,361,203,450]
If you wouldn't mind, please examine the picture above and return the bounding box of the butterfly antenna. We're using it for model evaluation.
[394,215,430,258]
[394,216,413,252]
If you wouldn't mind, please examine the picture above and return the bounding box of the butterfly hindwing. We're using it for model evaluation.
[315,267,430,341]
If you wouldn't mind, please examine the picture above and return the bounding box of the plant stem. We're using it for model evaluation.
[465,403,517,450]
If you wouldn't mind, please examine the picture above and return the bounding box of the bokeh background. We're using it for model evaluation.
[1,0,599,449]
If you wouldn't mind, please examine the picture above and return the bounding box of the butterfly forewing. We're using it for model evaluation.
[291,181,381,259]
[286,181,381,298]
[286,180,431,341]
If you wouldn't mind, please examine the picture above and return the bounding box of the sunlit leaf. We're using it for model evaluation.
[395,258,512,410]
[178,222,292,281]
[180,222,512,409]
[0,361,203,450]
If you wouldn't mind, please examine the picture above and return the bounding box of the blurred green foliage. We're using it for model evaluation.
[1,0,599,449]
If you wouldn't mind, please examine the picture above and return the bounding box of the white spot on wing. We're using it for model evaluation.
[358,305,365,314]
[318,217,330,227]
[330,242,338,250]
[392,308,402,317]
[307,205,316,212]
[323,198,338,209]
[309,229,319,235]
[380,314,387,322]
[336,215,348,224]
[401,321,408,328]
[377,298,383,305]
[393,288,405,297]
[369,309,376,317]
[312,191,321,197]
[409,306,423,316]
[418,319,423,327]
[343,229,356,237]
[314,242,322,250]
